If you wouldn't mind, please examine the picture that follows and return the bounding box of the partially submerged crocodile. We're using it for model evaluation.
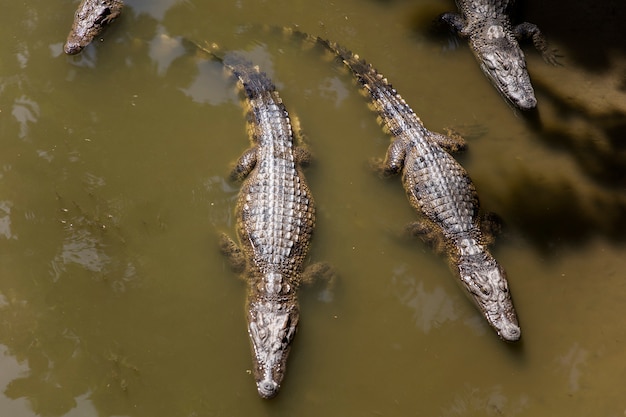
[306,33,520,341]
[192,43,323,398]
[440,0,558,110]
[64,0,123,55]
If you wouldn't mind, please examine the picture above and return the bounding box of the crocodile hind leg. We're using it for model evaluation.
[291,113,315,168]
[370,137,408,178]
[427,128,467,153]
[438,12,468,36]
[294,146,313,167]
[218,233,246,274]
[513,22,561,65]
[229,147,258,181]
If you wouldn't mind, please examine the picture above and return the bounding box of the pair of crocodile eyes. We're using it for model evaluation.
[463,271,510,297]
[489,53,513,73]
[252,316,296,344]
[464,277,493,296]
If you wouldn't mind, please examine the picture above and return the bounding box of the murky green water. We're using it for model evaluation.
[1,0,625,416]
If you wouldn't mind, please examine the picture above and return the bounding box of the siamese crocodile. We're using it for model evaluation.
[188,42,327,398]
[440,0,559,109]
[65,0,123,55]
[302,32,520,341]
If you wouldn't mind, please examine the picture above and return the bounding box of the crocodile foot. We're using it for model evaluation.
[302,262,336,302]
[514,22,562,66]
[479,212,503,246]
[219,233,246,273]
[369,157,400,178]
[428,128,467,153]
[405,220,448,254]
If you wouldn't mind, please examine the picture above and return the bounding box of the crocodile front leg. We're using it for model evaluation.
[219,233,246,274]
[514,22,560,65]
[439,12,469,36]
[404,220,449,254]
[300,262,335,285]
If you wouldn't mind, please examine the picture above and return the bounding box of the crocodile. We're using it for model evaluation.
[305,33,520,341]
[192,44,322,398]
[64,0,123,55]
[439,0,559,110]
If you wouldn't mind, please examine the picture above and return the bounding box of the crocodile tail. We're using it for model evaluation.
[302,35,394,98]
[282,30,416,130]
[314,38,370,78]
[221,53,278,99]
[181,37,234,79]
[182,37,277,99]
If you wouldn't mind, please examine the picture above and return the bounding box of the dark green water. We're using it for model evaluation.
[1,0,625,416]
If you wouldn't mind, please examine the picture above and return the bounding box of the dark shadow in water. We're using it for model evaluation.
[516,0,626,73]
[502,79,626,253]
[413,0,626,74]
[407,2,462,52]
[500,167,626,253]
[524,81,626,187]
[405,1,626,253]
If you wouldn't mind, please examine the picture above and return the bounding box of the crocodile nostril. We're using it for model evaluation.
[257,379,279,399]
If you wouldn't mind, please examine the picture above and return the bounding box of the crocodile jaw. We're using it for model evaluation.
[456,242,521,341]
[247,296,299,399]
[470,26,537,110]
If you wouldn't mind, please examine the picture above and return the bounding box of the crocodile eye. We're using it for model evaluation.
[281,331,293,347]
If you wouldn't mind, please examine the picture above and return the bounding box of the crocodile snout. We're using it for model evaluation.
[64,41,83,55]
[257,378,280,399]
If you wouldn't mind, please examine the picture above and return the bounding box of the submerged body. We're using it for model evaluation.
[216,52,316,398]
[314,36,520,341]
[440,0,558,109]
[64,0,123,55]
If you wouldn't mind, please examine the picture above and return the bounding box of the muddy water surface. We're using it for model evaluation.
[1,0,625,416]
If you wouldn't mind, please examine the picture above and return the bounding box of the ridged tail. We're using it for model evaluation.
[284,29,422,138]
[183,38,277,99]
[314,38,382,87]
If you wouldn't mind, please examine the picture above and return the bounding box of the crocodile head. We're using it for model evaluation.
[64,0,123,55]
[469,24,537,110]
[246,290,299,398]
[455,239,521,341]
